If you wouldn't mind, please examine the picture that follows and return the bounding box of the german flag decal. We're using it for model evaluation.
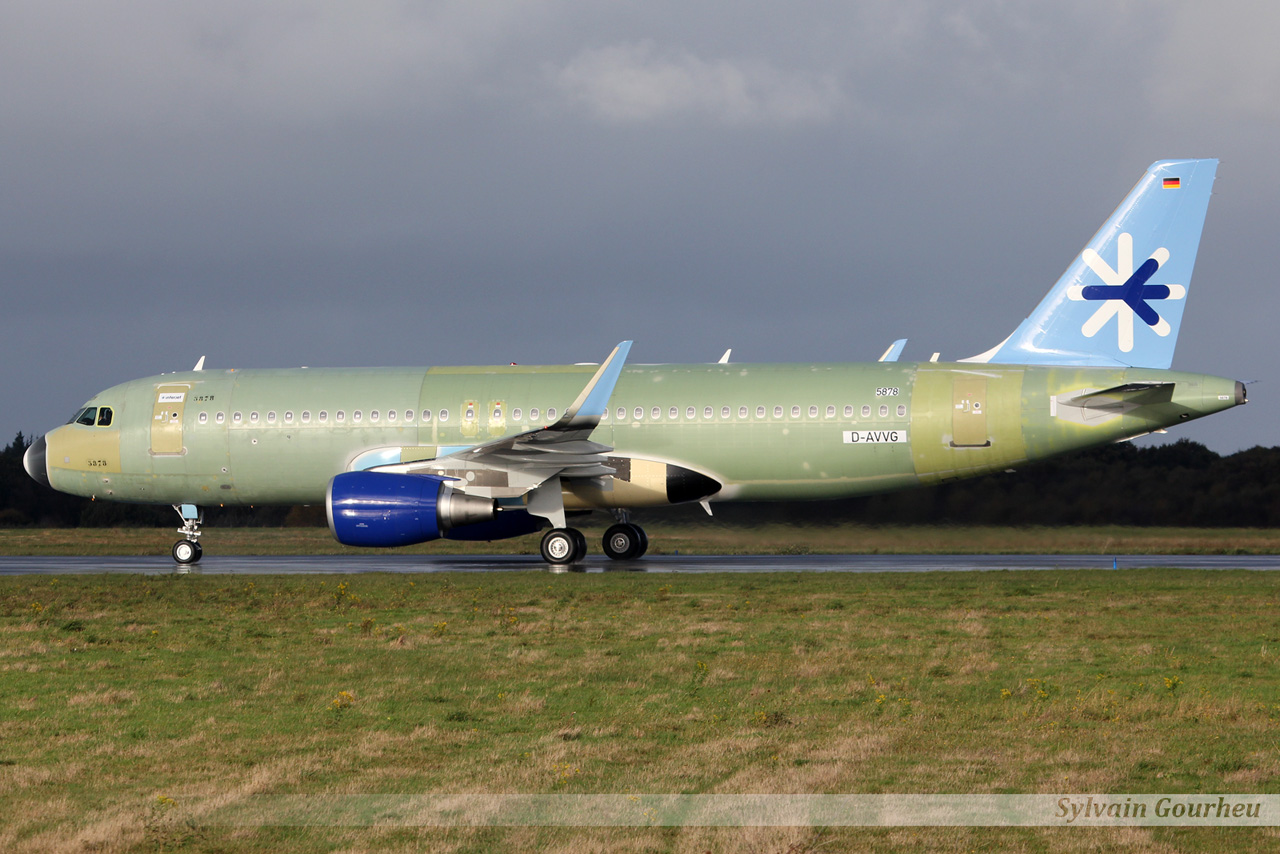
[1163,177,1181,188]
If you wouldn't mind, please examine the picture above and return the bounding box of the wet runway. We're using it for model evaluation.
[2,553,1279,576]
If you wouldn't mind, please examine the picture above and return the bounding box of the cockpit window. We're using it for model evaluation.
[76,407,98,426]
[96,407,113,427]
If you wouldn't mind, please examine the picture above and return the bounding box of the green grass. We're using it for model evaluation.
[2,523,1280,556]
[2,570,1279,851]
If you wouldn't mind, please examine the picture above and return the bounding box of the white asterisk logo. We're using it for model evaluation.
[1066,233,1185,353]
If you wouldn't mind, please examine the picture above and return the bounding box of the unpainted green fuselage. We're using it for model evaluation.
[42,360,1242,512]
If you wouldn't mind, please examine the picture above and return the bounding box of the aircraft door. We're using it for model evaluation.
[951,376,991,448]
[151,385,189,455]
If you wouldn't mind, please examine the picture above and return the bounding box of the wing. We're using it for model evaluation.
[394,341,633,527]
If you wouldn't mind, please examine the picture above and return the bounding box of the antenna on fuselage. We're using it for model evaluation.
[193,356,206,371]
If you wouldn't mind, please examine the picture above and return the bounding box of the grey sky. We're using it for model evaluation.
[2,1,1274,453]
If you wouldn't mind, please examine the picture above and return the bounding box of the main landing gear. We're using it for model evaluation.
[172,504,204,565]
[602,522,648,561]
[538,521,649,565]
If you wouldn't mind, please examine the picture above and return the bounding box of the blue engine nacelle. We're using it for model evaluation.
[326,472,497,548]
[444,510,546,541]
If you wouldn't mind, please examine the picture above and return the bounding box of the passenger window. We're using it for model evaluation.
[463,407,474,422]
[756,405,765,418]
[791,405,800,418]
[439,409,450,422]
[897,404,906,417]
[634,406,644,420]
[336,411,345,422]
[250,412,260,423]
[739,406,748,419]
[318,411,328,423]
[547,408,557,420]
[721,406,730,419]
[617,407,626,420]
[76,408,97,426]
[370,410,380,422]
[686,406,696,419]
[704,406,713,419]
[652,406,661,420]
[844,405,854,418]
[422,410,432,422]
[809,405,818,418]
[826,405,836,418]
[861,405,871,418]
[301,411,311,423]
[490,407,500,420]
[267,411,277,423]
[879,404,889,417]
[529,408,539,421]
[284,411,294,423]
[198,412,208,424]
[405,410,414,422]
[513,408,522,421]
[670,406,679,420]
[97,407,113,427]
[387,409,396,422]
[233,412,243,423]
[216,412,225,424]
[773,406,783,419]
[353,411,363,422]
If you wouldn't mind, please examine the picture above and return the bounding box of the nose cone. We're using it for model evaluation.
[23,435,49,487]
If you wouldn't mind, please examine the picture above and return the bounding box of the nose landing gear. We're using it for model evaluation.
[172,504,204,565]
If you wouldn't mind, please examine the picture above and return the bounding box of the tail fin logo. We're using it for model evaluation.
[1066,232,1185,353]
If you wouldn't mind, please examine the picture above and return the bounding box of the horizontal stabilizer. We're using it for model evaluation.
[1060,382,1175,408]
[1051,381,1177,426]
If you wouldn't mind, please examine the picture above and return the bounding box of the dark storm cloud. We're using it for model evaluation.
[2,1,1274,452]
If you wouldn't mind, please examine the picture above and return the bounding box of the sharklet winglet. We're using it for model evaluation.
[553,341,632,430]
[878,339,907,362]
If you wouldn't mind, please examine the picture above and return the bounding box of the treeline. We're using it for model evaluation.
[692,439,1280,528]
[3,431,1279,528]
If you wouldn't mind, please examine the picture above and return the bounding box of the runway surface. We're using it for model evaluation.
[2,553,1279,575]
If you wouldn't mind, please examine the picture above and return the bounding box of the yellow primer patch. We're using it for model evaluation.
[48,424,121,474]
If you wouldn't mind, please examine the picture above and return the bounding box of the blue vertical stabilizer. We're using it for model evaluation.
[963,159,1217,369]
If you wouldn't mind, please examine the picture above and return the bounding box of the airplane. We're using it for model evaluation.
[23,159,1245,565]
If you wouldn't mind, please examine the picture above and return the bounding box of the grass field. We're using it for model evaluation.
[2,523,1280,556]
[2,569,1279,852]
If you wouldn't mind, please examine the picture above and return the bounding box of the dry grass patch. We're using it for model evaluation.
[3,569,1280,852]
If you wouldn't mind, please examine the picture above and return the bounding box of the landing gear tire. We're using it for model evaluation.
[603,523,648,560]
[172,539,202,565]
[541,528,585,565]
